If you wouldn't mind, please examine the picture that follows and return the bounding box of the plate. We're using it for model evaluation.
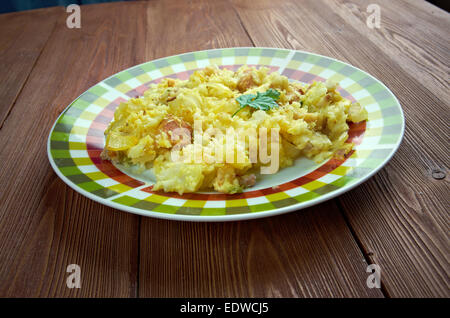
[47,47,404,221]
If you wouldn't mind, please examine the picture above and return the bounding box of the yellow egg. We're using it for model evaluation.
[102,66,368,194]
[105,131,138,151]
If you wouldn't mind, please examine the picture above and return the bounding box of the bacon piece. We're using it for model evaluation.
[303,142,313,152]
[289,94,300,104]
[100,149,117,161]
[239,174,256,188]
[334,148,347,160]
[100,149,109,160]
[237,73,255,93]
[159,117,192,147]
[167,78,175,87]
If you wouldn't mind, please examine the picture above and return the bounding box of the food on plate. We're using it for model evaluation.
[101,65,367,194]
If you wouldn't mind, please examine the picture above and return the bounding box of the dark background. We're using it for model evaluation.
[0,0,129,13]
[427,0,449,10]
[0,0,448,14]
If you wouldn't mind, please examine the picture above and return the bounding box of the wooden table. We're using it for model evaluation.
[0,0,448,298]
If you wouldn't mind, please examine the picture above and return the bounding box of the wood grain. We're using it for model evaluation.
[230,0,449,297]
[145,0,255,59]
[0,7,60,129]
[0,2,150,297]
[140,202,382,297]
[329,0,450,102]
[138,0,383,298]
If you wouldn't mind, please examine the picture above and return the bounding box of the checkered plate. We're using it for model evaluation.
[47,48,404,221]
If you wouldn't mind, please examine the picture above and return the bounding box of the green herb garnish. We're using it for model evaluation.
[232,89,280,117]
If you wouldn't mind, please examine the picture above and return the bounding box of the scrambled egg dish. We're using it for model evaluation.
[102,66,367,194]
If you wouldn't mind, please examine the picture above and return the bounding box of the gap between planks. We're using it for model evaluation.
[335,199,391,298]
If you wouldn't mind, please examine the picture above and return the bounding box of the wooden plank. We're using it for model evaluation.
[326,0,450,298]
[144,0,255,59]
[230,0,449,297]
[338,155,449,297]
[0,7,60,129]
[330,0,450,103]
[138,0,383,298]
[141,203,383,297]
[0,2,149,297]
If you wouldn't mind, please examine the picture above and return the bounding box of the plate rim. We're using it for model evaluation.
[47,47,405,222]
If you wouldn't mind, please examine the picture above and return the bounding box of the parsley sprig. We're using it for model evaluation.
[232,89,280,117]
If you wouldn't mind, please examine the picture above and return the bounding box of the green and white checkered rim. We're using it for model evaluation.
[47,47,404,222]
